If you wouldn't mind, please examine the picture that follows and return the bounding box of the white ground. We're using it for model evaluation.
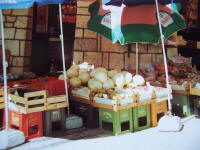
[11,115,200,150]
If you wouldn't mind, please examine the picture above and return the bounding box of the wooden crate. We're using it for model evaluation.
[0,89,4,109]
[150,100,168,127]
[190,83,200,96]
[46,95,68,110]
[92,97,155,112]
[9,90,47,114]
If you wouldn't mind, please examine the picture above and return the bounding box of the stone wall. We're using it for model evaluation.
[0,9,33,73]
[73,0,178,72]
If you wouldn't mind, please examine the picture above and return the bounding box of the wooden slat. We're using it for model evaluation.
[0,103,4,109]
[190,88,200,96]
[70,95,91,104]
[27,99,45,105]
[8,90,47,114]
[46,101,67,110]
[26,106,45,114]
[173,90,189,95]
[9,94,27,104]
[24,90,46,97]
[47,95,66,104]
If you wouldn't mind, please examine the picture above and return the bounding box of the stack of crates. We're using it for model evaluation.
[150,100,168,127]
[133,104,150,131]
[99,108,133,135]
[7,90,47,140]
[171,94,190,117]
[7,110,43,141]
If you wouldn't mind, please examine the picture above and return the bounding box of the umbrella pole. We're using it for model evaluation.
[59,4,70,116]
[136,43,138,75]
[0,10,9,131]
[154,0,171,113]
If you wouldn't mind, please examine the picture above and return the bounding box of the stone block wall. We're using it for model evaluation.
[0,9,33,73]
[73,0,178,72]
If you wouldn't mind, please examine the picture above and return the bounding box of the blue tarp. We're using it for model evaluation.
[0,0,66,9]
[102,0,188,6]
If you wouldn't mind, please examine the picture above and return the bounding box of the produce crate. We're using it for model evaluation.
[171,93,190,117]
[9,90,47,114]
[8,110,43,140]
[133,104,150,131]
[46,95,67,110]
[99,108,133,136]
[190,83,200,96]
[70,98,99,128]
[150,100,168,127]
[0,109,3,130]
[92,96,155,112]
[48,79,66,96]
[0,88,4,109]
[189,95,200,116]
[43,108,66,136]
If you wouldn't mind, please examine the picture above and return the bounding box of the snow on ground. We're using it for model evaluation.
[12,115,200,150]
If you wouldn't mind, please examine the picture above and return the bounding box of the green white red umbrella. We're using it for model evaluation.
[87,0,186,45]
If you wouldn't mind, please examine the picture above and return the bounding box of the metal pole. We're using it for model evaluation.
[0,10,9,130]
[136,43,138,75]
[59,4,70,116]
[155,0,171,112]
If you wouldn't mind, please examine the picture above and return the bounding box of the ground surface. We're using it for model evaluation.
[11,115,200,150]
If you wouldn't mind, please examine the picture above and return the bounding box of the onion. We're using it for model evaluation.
[112,73,125,88]
[108,70,118,78]
[94,71,108,83]
[66,68,79,78]
[88,79,102,91]
[69,77,81,88]
[70,64,80,70]
[103,79,114,90]
[133,75,145,86]
[122,71,132,84]
[78,72,90,84]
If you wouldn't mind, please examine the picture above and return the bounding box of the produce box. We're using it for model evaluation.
[8,90,47,114]
[8,110,43,140]
[0,88,4,109]
[171,93,190,117]
[92,95,155,112]
[99,108,133,135]
[46,95,67,110]
[133,104,150,131]
[150,100,168,127]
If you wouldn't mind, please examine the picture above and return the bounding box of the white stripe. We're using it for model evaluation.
[0,0,17,4]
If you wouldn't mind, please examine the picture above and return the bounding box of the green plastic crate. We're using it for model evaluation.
[99,108,133,136]
[133,104,150,131]
[171,94,190,117]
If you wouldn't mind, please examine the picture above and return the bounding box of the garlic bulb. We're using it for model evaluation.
[112,73,125,88]
[78,72,90,84]
[122,71,132,84]
[88,79,102,91]
[133,75,145,86]
[94,71,108,83]
[69,77,81,88]
[103,79,114,90]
